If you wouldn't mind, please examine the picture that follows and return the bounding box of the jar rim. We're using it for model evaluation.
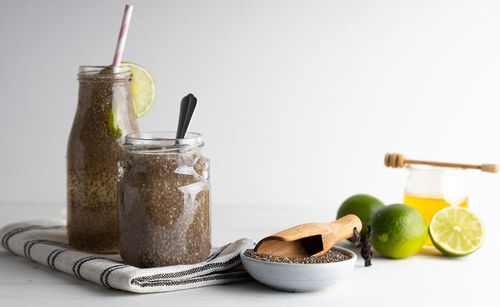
[406,164,466,174]
[78,65,131,79]
[124,131,204,152]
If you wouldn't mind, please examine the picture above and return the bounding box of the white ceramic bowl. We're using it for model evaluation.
[240,246,356,292]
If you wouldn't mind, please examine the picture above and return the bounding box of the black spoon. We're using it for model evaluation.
[176,95,190,139]
[176,93,197,139]
[181,94,197,138]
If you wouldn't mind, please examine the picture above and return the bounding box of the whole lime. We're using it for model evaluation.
[337,194,385,240]
[371,204,427,259]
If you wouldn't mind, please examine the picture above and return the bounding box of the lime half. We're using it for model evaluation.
[429,207,485,257]
[121,62,156,118]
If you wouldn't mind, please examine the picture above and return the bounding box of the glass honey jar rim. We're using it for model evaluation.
[405,164,467,175]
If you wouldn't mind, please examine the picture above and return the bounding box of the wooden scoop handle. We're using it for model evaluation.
[384,153,499,173]
[260,214,361,243]
[324,214,362,246]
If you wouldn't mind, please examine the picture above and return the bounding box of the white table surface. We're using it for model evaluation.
[0,202,498,307]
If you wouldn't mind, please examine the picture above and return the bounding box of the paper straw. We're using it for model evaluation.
[112,4,134,69]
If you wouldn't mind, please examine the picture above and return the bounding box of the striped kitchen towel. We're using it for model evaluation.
[0,220,253,293]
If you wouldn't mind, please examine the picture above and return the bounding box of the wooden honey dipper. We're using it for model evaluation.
[384,153,499,173]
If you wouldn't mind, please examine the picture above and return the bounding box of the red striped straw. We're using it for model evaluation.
[112,4,134,70]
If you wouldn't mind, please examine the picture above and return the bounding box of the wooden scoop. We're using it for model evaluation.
[254,215,362,258]
[384,153,498,173]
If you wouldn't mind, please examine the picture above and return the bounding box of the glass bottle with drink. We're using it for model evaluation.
[67,65,139,252]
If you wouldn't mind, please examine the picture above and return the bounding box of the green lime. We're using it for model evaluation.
[371,204,427,259]
[99,63,156,118]
[121,62,156,118]
[107,104,122,138]
[429,207,485,257]
[337,194,385,240]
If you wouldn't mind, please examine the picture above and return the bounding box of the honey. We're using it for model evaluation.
[403,194,468,248]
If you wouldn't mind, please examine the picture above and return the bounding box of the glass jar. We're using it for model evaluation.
[117,132,211,268]
[403,165,469,248]
[67,66,139,252]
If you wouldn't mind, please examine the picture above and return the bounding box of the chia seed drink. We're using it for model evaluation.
[67,66,139,252]
[117,132,211,267]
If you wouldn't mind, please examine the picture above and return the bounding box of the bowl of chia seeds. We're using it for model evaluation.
[241,246,356,292]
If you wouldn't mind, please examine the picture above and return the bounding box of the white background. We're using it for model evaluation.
[1,1,500,305]
[2,0,500,212]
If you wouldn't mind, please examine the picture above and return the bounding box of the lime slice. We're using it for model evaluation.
[429,207,485,256]
[107,104,122,138]
[121,62,156,118]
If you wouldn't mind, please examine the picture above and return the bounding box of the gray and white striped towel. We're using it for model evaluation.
[0,220,254,293]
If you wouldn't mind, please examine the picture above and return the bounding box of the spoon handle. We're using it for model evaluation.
[180,94,197,138]
[176,95,190,139]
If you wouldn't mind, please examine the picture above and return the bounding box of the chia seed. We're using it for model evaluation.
[244,248,351,264]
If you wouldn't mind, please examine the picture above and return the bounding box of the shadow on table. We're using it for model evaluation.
[335,240,461,268]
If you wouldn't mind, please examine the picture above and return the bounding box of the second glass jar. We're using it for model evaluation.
[117,132,211,267]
